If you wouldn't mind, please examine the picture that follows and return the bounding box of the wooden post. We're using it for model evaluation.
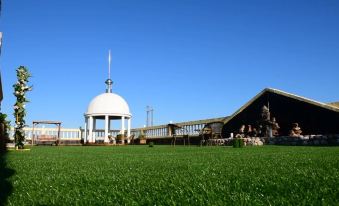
[57,123,61,145]
[32,122,35,146]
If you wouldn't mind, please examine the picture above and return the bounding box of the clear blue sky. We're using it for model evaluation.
[1,0,338,128]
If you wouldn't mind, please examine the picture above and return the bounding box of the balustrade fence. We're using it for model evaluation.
[8,117,226,142]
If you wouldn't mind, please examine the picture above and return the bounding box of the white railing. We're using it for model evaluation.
[9,127,81,141]
[8,117,226,141]
[132,117,226,139]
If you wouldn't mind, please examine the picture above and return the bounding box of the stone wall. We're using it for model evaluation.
[268,134,339,146]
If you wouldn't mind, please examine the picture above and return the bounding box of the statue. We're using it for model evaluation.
[257,105,280,138]
[245,125,256,137]
[261,105,270,121]
[252,127,258,137]
[108,135,114,144]
[271,117,280,136]
[289,123,302,137]
[258,105,271,137]
[235,125,245,138]
[247,125,252,134]
[239,125,245,134]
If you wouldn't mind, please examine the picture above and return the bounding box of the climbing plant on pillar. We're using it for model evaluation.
[0,113,11,152]
[13,66,32,149]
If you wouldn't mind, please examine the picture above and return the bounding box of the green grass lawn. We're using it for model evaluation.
[4,145,339,205]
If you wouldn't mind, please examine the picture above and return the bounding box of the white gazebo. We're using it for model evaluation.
[84,51,132,144]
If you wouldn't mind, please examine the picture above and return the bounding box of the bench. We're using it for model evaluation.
[35,135,59,146]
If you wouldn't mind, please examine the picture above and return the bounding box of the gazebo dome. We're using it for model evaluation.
[86,92,131,117]
[84,51,132,144]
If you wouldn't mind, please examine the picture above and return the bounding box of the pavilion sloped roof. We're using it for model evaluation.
[222,88,339,137]
[328,102,339,109]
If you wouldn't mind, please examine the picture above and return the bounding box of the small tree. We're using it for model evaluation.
[13,66,32,149]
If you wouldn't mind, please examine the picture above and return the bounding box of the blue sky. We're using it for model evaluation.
[1,0,338,128]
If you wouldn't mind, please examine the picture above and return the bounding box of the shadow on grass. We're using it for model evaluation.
[0,124,15,206]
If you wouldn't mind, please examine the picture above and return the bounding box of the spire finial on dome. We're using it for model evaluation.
[108,49,111,79]
[105,50,113,93]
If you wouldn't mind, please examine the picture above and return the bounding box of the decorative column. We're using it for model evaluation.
[121,116,125,145]
[127,118,131,143]
[84,117,88,143]
[92,118,96,143]
[121,116,125,134]
[88,116,93,143]
[109,119,115,144]
[104,115,109,143]
[108,118,111,134]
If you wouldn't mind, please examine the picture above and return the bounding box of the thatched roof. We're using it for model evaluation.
[224,88,339,125]
[328,102,339,109]
[222,88,339,136]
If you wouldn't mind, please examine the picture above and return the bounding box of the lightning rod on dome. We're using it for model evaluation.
[108,49,111,79]
[105,49,113,93]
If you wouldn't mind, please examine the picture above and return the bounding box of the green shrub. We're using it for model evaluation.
[149,142,154,147]
[233,138,244,148]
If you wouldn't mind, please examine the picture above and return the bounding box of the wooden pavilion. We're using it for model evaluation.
[221,88,339,138]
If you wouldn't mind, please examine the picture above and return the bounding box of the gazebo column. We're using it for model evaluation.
[127,118,131,143]
[121,116,125,134]
[108,119,115,144]
[92,118,96,143]
[84,117,88,143]
[104,115,109,143]
[121,116,125,144]
[108,118,111,133]
[88,116,93,143]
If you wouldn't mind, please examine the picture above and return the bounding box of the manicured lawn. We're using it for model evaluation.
[5,146,339,205]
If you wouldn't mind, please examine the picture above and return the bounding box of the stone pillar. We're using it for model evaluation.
[269,127,273,138]
[127,118,131,143]
[104,115,109,143]
[88,116,93,143]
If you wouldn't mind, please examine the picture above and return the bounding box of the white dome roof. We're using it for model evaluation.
[86,93,131,117]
